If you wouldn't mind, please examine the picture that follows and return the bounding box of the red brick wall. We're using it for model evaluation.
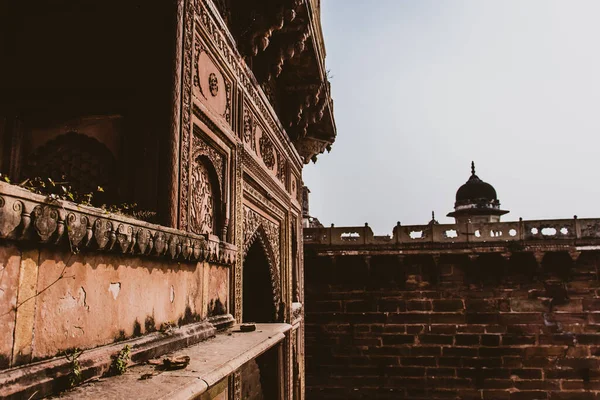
[305,251,600,400]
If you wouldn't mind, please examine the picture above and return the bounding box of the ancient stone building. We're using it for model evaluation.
[0,1,335,399]
[304,172,600,399]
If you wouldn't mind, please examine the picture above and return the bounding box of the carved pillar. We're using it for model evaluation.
[163,0,185,229]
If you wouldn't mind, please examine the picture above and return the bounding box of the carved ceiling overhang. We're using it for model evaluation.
[212,0,337,163]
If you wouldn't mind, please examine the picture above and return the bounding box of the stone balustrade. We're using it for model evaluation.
[304,217,600,247]
[0,181,237,266]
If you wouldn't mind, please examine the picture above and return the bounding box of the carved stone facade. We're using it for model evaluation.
[0,0,335,399]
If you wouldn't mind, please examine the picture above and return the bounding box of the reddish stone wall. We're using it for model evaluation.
[0,243,230,369]
[305,251,600,400]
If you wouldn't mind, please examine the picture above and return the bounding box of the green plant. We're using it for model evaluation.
[111,345,131,375]
[64,348,83,388]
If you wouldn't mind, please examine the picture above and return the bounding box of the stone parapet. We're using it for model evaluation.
[0,181,237,266]
[305,217,600,247]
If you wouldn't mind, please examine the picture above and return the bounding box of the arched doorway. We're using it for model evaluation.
[241,234,280,400]
[243,238,277,323]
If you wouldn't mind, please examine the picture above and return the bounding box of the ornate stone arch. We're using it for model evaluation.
[243,206,282,312]
[190,153,223,236]
[244,224,281,308]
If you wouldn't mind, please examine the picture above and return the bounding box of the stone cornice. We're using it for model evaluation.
[0,182,237,266]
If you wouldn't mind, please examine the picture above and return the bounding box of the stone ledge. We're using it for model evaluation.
[0,318,223,400]
[0,181,237,266]
[49,323,292,400]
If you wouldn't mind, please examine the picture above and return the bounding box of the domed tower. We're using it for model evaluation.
[447,162,509,224]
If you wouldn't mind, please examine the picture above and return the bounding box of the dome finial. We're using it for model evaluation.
[471,161,476,176]
[432,210,435,220]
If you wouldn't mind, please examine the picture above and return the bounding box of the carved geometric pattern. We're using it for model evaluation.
[276,150,286,184]
[179,0,195,231]
[243,206,281,306]
[233,370,242,400]
[224,81,231,124]
[234,144,244,322]
[24,132,115,197]
[242,107,255,149]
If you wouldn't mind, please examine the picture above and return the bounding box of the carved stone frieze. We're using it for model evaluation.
[243,181,285,220]
[243,206,281,305]
[0,182,236,266]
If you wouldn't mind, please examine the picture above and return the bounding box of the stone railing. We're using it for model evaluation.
[304,217,600,246]
[0,182,237,265]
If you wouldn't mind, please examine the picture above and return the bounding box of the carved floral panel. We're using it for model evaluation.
[189,133,226,236]
[190,159,214,235]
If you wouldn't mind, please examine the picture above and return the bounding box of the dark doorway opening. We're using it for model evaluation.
[241,237,280,399]
[243,238,277,323]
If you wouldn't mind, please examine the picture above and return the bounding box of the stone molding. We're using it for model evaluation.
[0,182,237,266]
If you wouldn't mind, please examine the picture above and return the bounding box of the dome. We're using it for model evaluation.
[448,162,509,222]
[456,176,497,203]
[455,162,497,205]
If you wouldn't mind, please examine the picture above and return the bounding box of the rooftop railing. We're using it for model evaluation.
[304,217,600,246]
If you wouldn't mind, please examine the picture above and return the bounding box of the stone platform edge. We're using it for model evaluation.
[0,314,236,399]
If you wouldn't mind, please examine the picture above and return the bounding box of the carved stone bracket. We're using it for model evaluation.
[0,182,237,266]
[293,136,329,164]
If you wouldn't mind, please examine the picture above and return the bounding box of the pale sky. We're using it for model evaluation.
[303,0,600,235]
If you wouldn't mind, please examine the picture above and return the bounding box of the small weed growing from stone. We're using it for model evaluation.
[111,345,131,376]
[64,348,83,388]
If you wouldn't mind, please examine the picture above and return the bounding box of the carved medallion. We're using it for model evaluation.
[190,159,215,235]
[259,135,275,169]
[209,73,219,96]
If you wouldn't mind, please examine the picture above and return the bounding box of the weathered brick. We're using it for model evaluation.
[502,335,537,346]
[418,334,454,345]
[455,334,480,346]
[511,391,548,400]
[406,300,432,311]
[481,334,501,346]
[400,356,437,366]
[432,299,464,312]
